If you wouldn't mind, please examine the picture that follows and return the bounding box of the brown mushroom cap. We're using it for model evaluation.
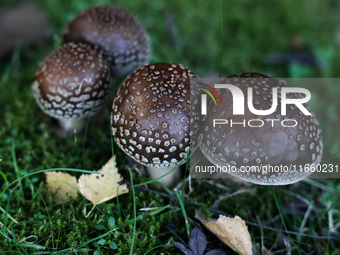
[63,5,151,77]
[199,73,323,185]
[33,42,111,120]
[111,63,198,168]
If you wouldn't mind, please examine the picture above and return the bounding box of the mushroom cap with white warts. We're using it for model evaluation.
[199,73,323,185]
[33,42,111,121]
[111,63,198,168]
[63,5,151,77]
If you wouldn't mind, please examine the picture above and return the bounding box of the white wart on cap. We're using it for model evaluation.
[200,73,323,185]
[63,5,151,77]
[111,63,198,186]
[33,42,111,132]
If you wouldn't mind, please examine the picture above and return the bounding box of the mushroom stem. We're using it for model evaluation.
[146,166,181,188]
[58,119,86,133]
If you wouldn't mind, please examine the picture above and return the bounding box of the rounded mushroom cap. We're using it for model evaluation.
[63,5,151,77]
[33,42,111,120]
[111,63,198,168]
[199,73,323,185]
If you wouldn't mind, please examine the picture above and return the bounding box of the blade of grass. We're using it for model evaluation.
[60,179,81,194]
[181,150,190,201]
[0,192,13,242]
[56,218,62,252]
[165,208,181,214]
[144,244,175,254]
[313,196,340,229]
[0,168,100,199]
[50,229,116,254]
[230,242,241,255]
[71,247,79,255]
[133,164,181,187]
[11,226,16,242]
[82,102,95,153]
[0,63,12,92]
[174,188,190,239]
[272,186,307,253]
[18,243,45,249]
[111,129,122,219]
[36,187,55,249]
[128,168,136,255]
[0,206,18,225]
[154,180,174,196]
[0,226,11,242]
[3,191,18,228]
[331,249,340,255]
[149,204,170,216]
[0,42,20,93]
[11,138,23,195]
[0,170,9,187]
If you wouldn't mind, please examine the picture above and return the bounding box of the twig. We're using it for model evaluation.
[165,225,189,249]
[298,202,313,242]
[44,226,58,248]
[212,189,255,208]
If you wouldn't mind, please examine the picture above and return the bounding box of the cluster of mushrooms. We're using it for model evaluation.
[33,5,151,132]
[32,5,323,187]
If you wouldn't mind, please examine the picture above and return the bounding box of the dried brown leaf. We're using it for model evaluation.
[196,212,252,255]
[78,157,128,216]
[45,171,78,203]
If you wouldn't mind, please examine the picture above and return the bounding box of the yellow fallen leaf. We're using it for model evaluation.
[196,211,252,255]
[45,171,78,203]
[78,156,128,217]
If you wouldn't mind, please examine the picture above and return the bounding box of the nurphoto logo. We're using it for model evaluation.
[200,83,312,128]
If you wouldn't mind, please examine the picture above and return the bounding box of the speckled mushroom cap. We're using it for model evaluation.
[111,63,198,168]
[33,42,111,120]
[63,5,151,77]
[199,73,323,185]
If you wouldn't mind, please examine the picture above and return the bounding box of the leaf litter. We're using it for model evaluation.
[44,156,128,216]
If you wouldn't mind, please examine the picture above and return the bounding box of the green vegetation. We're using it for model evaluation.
[0,0,339,254]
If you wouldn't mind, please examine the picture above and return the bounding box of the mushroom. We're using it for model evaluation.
[111,63,198,187]
[198,73,323,185]
[32,42,111,133]
[63,5,151,77]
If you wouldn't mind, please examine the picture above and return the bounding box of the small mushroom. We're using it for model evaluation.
[199,73,323,185]
[32,42,111,133]
[111,63,198,187]
[63,5,151,77]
